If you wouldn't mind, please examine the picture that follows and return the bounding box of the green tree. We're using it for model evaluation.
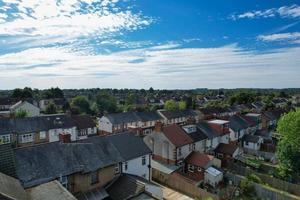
[71,96,90,114]
[164,100,179,111]
[42,87,64,99]
[45,102,57,114]
[276,109,300,178]
[96,91,117,114]
[178,101,186,110]
[14,110,28,118]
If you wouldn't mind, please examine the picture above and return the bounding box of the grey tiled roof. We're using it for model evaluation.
[196,122,219,139]
[0,144,17,178]
[106,111,162,125]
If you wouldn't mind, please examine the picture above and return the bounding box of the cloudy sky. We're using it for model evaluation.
[0,0,299,89]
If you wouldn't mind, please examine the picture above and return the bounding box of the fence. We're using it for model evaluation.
[152,168,219,200]
[243,147,276,161]
[229,163,300,196]
[225,172,300,200]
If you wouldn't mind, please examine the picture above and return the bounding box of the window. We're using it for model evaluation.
[0,135,10,144]
[217,153,223,158]
[124,162,128,171]
[188,164,194,172]
[142,156,146,165]
[115,165,120,174]
[39,131,46,139]
[20,133,33,143]
[189,143,195,151]
[178,148,182,156]
[91,171,99,185]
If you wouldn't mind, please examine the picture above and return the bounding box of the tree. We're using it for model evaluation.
[276,109,300,178]
[96,91,117,114]
[42,87,64,99]
[71,96,90,114]
[149,87,154,93]
[178,101,186,110]
[11,87,33,99]
[164,100,179,111]
[14,110,28,118]
[45,102,57,114]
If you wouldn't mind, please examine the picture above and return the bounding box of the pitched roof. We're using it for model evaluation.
[106,174,145,200]
[243,134,261,143]
[0,172,28,200]
[27,180,76,200]
[196,122,219,139]
[107,132,152,161]
[15,137,123,188]
[187,128,208,142]
[229,115,248,131]
[0,144,17,178]
[159,109,198,120]
[71,115,96,129]
[162,124,193,147]
[214,143,238,156]
[134,111,162,122]
[185,152,214,168]
[106,112,140,124]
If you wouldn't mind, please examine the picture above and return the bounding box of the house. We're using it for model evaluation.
[262,110,284,130]
[196,122,220,152]
[143,123,194,165]
[0,98,13,117]
[207,119,230,144]
[245,113,262,130]
[238,114,258,134]
[242,134,263,151]
[251,101,264,112]
[272,98,288,108]
[199,107,230,120]
[71,115,98,139]
[204,167,223,188]
[157,109,202,125]
[14,136,124,194]
[39,98,66,111]
[107,132,152,180]
[0,114,97,146]
[182,124,208,153]
[229,115,249,145]
[10,101,40,117]
[213,143,240,167]
[183,151,220,182]
[99,111,162,135]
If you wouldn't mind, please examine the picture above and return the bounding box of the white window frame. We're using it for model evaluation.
[39,131,46,139]
[0,135,10,144]
[20,133,33,143]
[188,164,194,172]
[142,156,146,165]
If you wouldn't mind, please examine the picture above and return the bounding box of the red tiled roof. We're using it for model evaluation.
[185,152,214,168]
[162,124,193,147]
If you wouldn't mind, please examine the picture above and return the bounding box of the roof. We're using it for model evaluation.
[106,174,145,200]
[0,98,12,106]
[162,124,193,147]
[196,122,219,139]
[239,115,257,127]
[243,134,261,143]
[214,143,239,156]
[158,109,198,120]
[199,107,228,115]
[106,112,140,124]
[134,111,162,122]
[0,144,17,178]
[205,167,222,177]
[151,160,180,174]
[71,115,96,129]
[27,180,76,200]
[15,137,123,188]
[185,152,214,168]
[229,115,248,131]
[187,128,208,142]
[0,114,77,135]
[107,132,152,161]
[0,172,28,200]
[77,187,109,200]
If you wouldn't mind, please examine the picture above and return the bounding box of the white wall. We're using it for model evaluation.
[195,140,206,153]
[122,154,151,180]
[177,144,191,161]
[220,134,229,144]
[11,102,40,116]
[99,116,112,133]
[49,127,76,142]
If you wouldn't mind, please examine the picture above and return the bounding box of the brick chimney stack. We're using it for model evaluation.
[59,133,71,143]
[154,121,163,132]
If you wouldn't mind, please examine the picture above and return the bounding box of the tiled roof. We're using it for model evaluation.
[187,128,208,142]
[0,144,17,178]
[71,115,96,129]
[229,115,248,131]
[0,172,28,200]
[162,124,193,147]
[243,134,261,143]
[159,109,198,120]
[214,143,238,156]
[196,122,219,139]
[185,152,214,168]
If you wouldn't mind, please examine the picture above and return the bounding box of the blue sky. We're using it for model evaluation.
[0,0,299,89]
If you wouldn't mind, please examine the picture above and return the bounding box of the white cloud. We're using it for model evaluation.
[0,0,152,44]
[257,32,300,42]
[230,4,300,20]
[0,44,299,89]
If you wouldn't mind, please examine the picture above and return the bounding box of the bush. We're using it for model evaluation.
[247,173,262,184]
[240,179,255,197]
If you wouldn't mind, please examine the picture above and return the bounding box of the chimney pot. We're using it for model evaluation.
[59,133,71,143]
[154,121,163,132]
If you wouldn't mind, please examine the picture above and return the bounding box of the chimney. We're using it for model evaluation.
[59,132,71,143]
[154,121,163,132]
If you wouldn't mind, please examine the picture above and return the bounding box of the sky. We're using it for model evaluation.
[0,0,300,89]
